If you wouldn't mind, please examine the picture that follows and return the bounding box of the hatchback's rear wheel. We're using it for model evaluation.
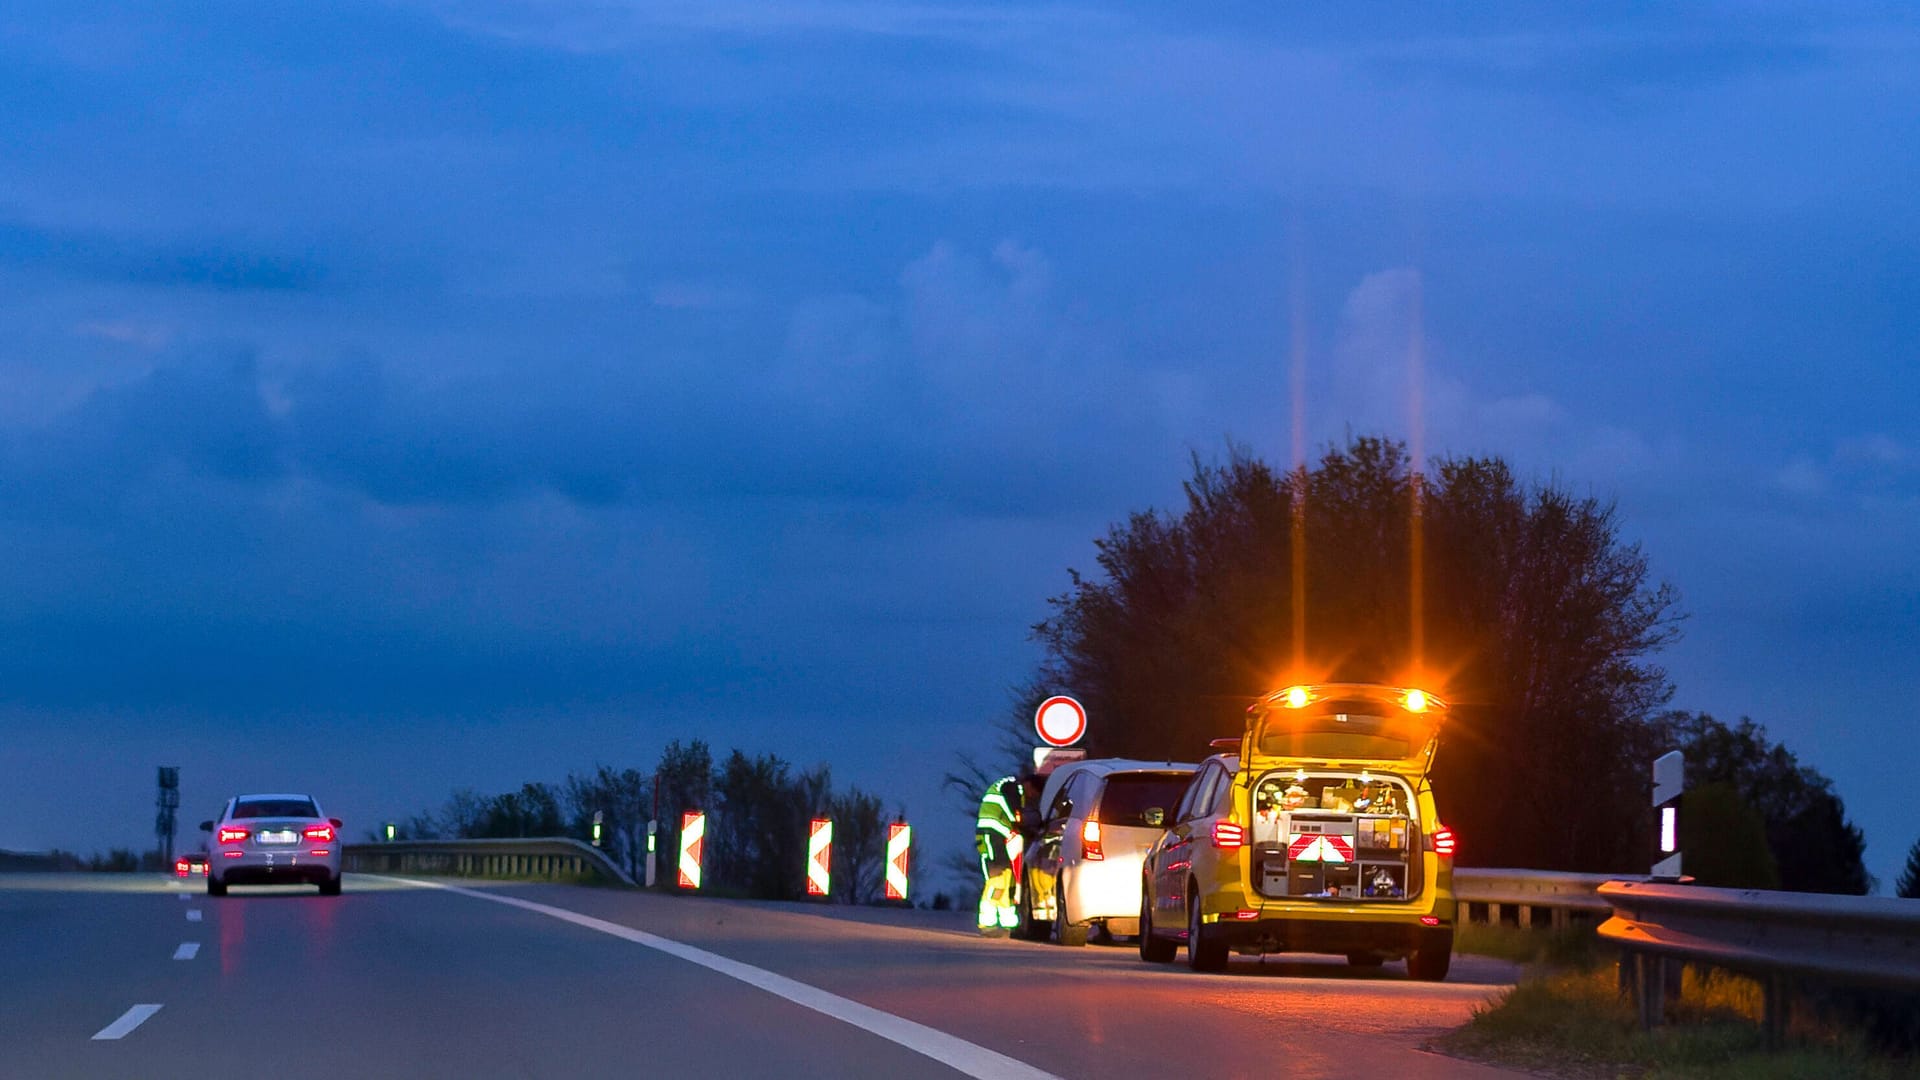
[1186,892,1228,973]
[1053,879,1088,947]
[1014,871,1046,940]
[206,878,227,897]
[319,875,341,897]
[1139,888,1175,963]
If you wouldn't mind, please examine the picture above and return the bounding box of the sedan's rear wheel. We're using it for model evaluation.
[319,875,342,897]
[1186,892,1228,973]
[1139,888,1175,963]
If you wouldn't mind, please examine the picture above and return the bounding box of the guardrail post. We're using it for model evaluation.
[1763,974,1790,1050]
[1635,954,1666,1030]
[1457,900,1470,925]
[1517,904,1532,929]
[1550,906,1569,931]
[1487,902,1502,926]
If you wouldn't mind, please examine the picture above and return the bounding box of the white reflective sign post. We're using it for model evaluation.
[1652,750,1684,880]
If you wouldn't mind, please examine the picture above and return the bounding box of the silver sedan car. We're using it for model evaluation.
[201,793,344,896]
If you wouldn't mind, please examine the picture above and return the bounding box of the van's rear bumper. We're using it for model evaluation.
[1205,914,1452,957]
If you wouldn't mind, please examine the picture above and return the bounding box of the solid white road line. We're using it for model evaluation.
[173,942,200,960]
[91,1004,162,1041]
[185,908,202,922]
[395,878,1061,1080]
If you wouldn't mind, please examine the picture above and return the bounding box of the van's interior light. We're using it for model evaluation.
[1283,685,1311,709]
[1403,688,1429,713]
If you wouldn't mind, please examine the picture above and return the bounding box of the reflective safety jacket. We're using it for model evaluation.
[975,776,1025,863]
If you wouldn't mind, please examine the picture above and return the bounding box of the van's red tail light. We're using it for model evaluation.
[218,827,249,844]
[1212,821,1245,850]
[303,824,335,843]
[1431,825,1457,858]
[1080,819,1104,861]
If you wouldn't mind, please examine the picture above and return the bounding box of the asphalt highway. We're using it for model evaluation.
[0,873,1524,1079]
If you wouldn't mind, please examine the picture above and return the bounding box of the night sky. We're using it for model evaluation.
[2,2,1916,891]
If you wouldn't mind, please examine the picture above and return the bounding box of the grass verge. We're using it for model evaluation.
[1436,965,1919,1079]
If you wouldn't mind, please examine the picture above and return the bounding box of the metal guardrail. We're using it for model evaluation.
[1598,880,1920,1042]
[1454,868,1619,929]
[342,838,636,887]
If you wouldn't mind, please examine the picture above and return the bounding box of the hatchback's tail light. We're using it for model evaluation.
[1430,825,1457,858]
[1212,821,1245,850]
[175,860,189,876]
[1080,819,1104,861]
[303,824,335,843]
[217,827,249,844]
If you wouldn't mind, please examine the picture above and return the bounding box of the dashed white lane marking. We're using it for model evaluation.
[185,908,202,922]
[177,893,190,901]
[394,878,1061,1080]
[173,942,199,960]
[92,1004,162,1041]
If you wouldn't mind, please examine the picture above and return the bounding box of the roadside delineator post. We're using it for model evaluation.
[1651,750,1684,880]
[678,810,705,890]
[645,820,658,888]
[806,817,833,897]
[885,823,911,902]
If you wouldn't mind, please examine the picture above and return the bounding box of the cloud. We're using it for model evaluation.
[74,320,172,350]
[649,281,754,311]
[4,240,1168,524]
[1774,435,1917,501]
[0,219,332,293]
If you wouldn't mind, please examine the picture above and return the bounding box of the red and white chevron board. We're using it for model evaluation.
[806,817,833,897]
[1287,833,1354,863]
[678,810,705,889]
[884,823,911,901]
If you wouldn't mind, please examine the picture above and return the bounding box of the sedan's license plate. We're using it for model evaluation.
[259,830,297,844]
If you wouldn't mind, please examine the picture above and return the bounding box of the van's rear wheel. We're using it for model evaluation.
[1139,889,1175,963]
[1186,892,1228,973]
[1408,931,1453,982]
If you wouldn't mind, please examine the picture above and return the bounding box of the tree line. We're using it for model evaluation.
[1006,436,1885,894]
[392,740,903,904]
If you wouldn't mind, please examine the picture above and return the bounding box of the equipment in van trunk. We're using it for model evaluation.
[1251,774,1421,901]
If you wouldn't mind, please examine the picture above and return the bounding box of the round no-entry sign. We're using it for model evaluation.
[1034,695,1087,747]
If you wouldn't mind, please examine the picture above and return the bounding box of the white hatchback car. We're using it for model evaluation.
[1020,759,1196,945]
[201,793,344,896]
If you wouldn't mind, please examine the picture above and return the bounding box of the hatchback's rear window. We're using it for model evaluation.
[1258,711,1413,760]
[234,799,319,819]
[1096,773,1191,827]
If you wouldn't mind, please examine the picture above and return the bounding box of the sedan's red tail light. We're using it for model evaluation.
[1211,821,1245,850]
[218,827,249,844]
[1431,825,1457,858]
[1080,819,1104,861]
[303,824,335,843]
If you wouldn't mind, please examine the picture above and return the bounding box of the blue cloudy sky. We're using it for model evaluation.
[2,1,1916,888]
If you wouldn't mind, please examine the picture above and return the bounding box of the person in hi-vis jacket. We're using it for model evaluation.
[975,775,1026,935]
